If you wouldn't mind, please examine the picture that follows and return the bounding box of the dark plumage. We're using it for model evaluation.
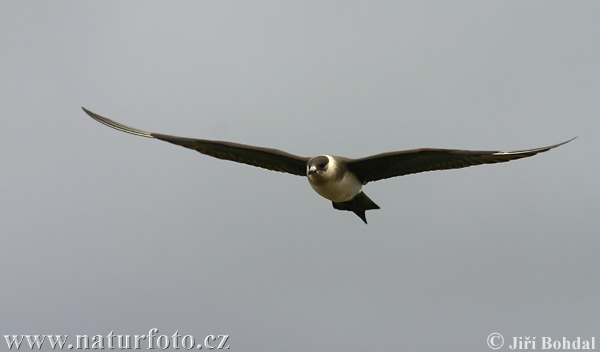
[82,107,575,223]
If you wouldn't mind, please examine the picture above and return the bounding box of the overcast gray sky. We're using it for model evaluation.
[2,2,599,351]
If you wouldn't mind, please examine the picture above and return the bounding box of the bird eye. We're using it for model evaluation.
[320,163,327,168]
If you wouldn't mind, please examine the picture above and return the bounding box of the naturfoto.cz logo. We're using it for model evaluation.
[4,329,230,350]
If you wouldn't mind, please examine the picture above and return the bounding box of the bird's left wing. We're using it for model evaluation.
[346,138,576,184]
[82,108,309,176]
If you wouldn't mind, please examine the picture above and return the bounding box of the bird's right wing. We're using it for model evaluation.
[82,107,309,176]
[346,138,576,184]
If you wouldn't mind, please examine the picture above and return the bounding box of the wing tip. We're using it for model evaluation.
[553,136,577,147]
[493,137,577,156]
[81,107,154,138]
[545,136,577,151]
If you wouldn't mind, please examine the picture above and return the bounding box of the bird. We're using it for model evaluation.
[82,107,574,224]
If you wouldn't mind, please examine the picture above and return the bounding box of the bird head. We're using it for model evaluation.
[307,155,330,177]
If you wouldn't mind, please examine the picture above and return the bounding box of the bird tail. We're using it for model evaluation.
[332,192,380,224]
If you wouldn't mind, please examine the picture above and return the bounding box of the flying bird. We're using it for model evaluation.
[82,108,574,224]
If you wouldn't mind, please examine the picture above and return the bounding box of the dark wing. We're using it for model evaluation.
[346,138,576,184]
[82,107,309,176]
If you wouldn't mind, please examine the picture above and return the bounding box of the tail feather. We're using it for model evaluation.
[332,192,380,224]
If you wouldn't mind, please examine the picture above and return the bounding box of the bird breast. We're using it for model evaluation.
[307,158,362,202]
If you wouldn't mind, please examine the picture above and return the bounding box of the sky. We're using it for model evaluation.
[1,2,599,351]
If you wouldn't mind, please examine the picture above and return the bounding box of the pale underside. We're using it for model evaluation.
[307,155,362,202]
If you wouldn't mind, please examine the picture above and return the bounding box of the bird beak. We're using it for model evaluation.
[308,166,317,175]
